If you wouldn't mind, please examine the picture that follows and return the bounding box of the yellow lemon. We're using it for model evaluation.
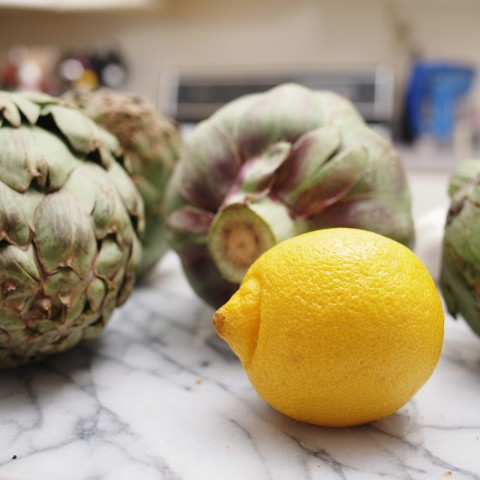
[213,228,444,427]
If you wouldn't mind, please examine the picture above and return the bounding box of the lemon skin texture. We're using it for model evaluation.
[213,228,444,427]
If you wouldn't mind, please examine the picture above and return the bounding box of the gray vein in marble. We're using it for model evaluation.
[1,360,182,480]
[369,421,479,480]
[228,418,276,480]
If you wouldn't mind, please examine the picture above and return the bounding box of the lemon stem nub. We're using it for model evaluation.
[208,199,296,284]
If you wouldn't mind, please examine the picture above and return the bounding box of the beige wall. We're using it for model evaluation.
[1,0,479,117]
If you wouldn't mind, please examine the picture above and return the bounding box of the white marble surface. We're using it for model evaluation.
[2,251,480,480]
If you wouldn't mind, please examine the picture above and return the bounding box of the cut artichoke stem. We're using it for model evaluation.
[224,224,261,268]
[208,199,296,284]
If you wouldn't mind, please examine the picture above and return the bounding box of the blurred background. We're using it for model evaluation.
[1,0,479,219]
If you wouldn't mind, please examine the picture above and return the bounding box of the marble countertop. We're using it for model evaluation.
[2,252,480,480]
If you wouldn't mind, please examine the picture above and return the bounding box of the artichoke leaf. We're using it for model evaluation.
[26,318,61,335]
[315,90,364,127]
[212,92,260,135]
[0,312,25,331]
[95,236,128,282]
[182,122,241,211]
[137,129,180,182]
[34,190,97,278]
[279,146,367,217]
[448,160,480,198]
[83,318,108,340]
[0,127,41,192]
[10,93,41,125]
[98,143,121,171]
[85,277,107,314]
[0,127,81,192]
[133,175,163,208]
[107,162,145,235]
[64,291,87,323]
[0,245,41,315]
[0,96,21,127]
[309,196,414,247]
[21,190,43,233]
[340,124,405,196]
[22,91,58,105]
[35,327,85,357]
[467,183,480,207]
[67,327,86,347]
[164,162,192,214]
[65,163,137,247]
[237,84,325,159]
[167,206,214,235]
[225,141,291,203]
[444,197,480,274]
[42,269,88,324]
[0,181,33,246]
[274,127,341,192]
[43,267,82,298]
[0,312,27,349]
[32,128,83,190]
[62,164,98,216]
[176,243,238,308]
[139,218,167,273]
[0,244,41,289]
[118,236,141,305]
[47,104,98,154]
[97,128,123,163]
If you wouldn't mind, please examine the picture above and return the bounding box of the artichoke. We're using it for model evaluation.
[440,159,480,335]
[165,83,415,308]
[64,88,182,278]
[0,91,144,368]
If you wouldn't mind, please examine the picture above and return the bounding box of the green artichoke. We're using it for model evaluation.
[0,91,144,368]
[64,88,182,279]
[440,159,480,335]
[165,83,415,308]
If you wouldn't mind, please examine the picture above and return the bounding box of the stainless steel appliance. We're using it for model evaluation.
[158,64,395,137]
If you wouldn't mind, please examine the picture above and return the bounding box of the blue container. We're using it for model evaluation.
[406,61,476,142]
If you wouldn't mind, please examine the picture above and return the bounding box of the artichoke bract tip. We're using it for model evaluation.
[165,83,414,308]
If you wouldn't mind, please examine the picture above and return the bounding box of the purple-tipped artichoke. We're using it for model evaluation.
[165,83,414,308]
[0,91,144,368]
[64,88,182,279]
[440,159,480,335]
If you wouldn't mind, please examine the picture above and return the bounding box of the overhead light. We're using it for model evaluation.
[0,0,161,12]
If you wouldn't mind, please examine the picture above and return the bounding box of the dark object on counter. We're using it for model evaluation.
[405,61,475,143]
[58,48,129,91]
